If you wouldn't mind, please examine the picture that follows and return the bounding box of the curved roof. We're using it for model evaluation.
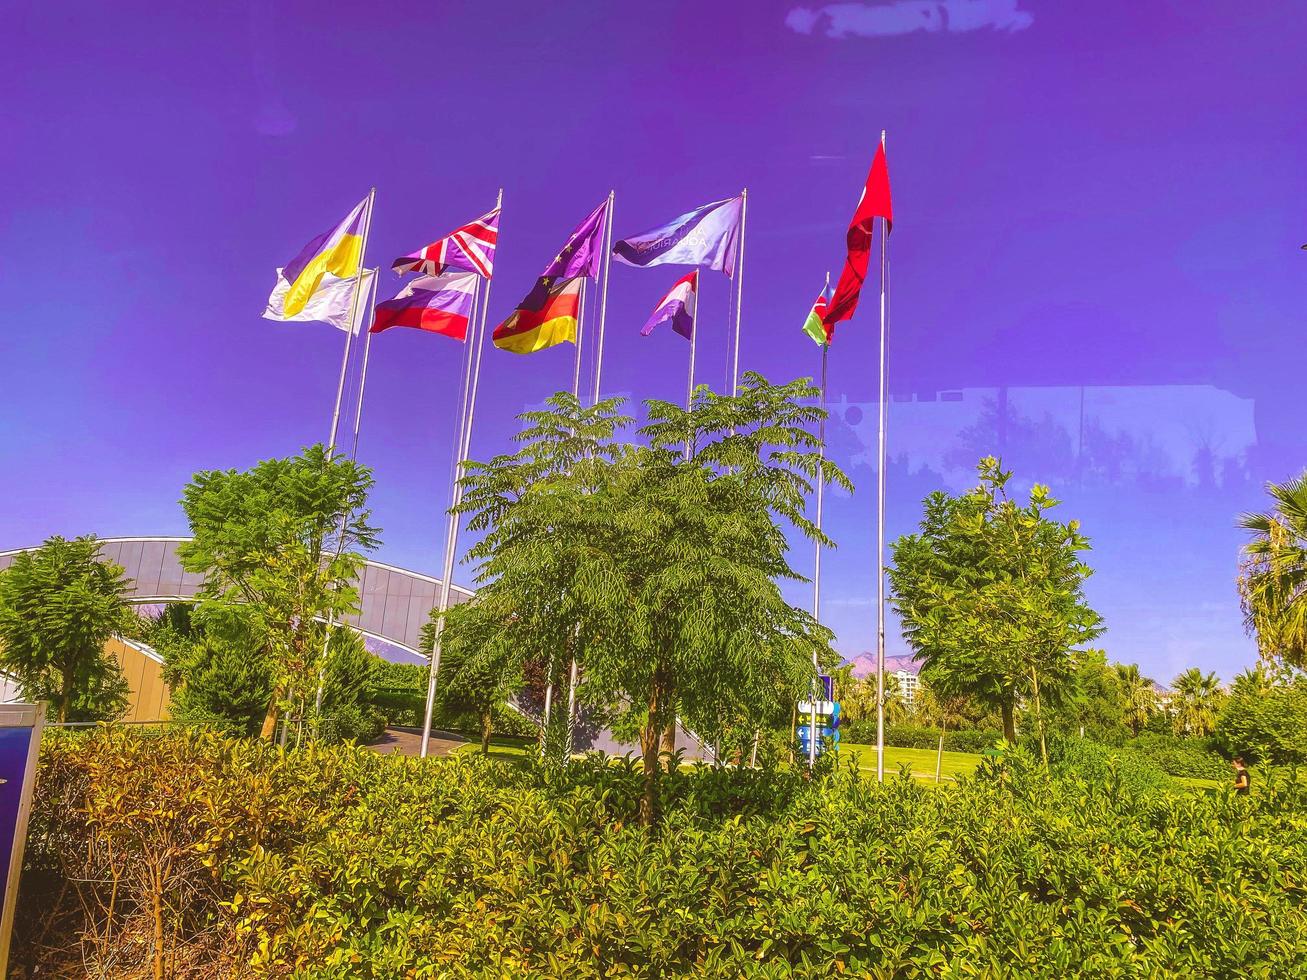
[0,536,472,657]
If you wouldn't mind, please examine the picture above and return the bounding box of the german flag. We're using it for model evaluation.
[493,276,581,354]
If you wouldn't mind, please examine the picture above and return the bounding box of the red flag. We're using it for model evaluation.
[823,142,892,329]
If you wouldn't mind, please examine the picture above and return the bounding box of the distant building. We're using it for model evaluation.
[895,669,919,707]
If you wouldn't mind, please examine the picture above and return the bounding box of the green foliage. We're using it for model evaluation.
[1125,733,1230,781]
[841,722,1004,753]
[178,443,380,738]
[1116,662,1159,735]
[0,535,134,722]
[317,700,386,744]
[1171,667,1226,737]
[888,458,1104,744]
[1213,666,1307,765]
[1238,472,1307,668]
[20,730,1307,978]
[1038,649,1130,745]
[452,374,849,822]
[1041,735,1173,796]
[146,603,274,735]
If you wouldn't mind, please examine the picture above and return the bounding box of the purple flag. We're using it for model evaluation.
[614,196,743,277]
[540,198,609,280]
[641,271,698,340]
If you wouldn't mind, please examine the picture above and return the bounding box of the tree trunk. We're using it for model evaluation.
[639,707,661,829]
[58,662,75,723]
[259,692,280,741]
[480,708,493,755]
[1000,696,1016,743]
[1030,667,1048,766]
[660,714,677,771]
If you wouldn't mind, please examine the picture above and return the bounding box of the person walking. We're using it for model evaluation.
[1232,756,1251,796]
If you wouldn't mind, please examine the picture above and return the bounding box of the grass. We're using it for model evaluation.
[452,736,532,764]
[837,742,983,782]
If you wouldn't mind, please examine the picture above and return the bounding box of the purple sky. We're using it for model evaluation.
[4,1,1304,684]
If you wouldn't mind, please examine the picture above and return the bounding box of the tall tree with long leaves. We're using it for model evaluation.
[889,458,1104,752]
[1115,662,1157,736]
[178,444,379,739]
[1239,474,1307,669]
[1170,667,1225,737]
[453,374,849,826]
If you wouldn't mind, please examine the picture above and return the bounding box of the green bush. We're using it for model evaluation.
[317,701,386,745]
[18,729,1307,978]
[843,721,1002,753]
[1124,733,1230,781]
[1043,735,1173,795]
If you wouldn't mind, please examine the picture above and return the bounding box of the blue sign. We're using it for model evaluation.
[0,705,44,976]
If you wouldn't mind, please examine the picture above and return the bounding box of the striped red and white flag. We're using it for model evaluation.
[393,206,499,278]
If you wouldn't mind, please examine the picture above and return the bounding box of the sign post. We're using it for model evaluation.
[0,704,44,975]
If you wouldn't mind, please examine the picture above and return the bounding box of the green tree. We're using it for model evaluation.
[1213,665,1307,764]
[1170,667,1225,737]
[421,601,524,754]
[1115,662,1158,736]
[1040,650,1129,745]
[0,535,133,722]
[146,604,274,736]
[1239,474,1307,668]
[177,444,380,740]
[888,458,1104,756]
[454,374,848,825]
[914,673,976,782]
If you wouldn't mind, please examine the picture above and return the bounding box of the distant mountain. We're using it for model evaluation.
[844,653,918,678]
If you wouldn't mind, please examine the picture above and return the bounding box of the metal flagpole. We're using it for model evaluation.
[420,192,502,758]
[312,267,379,722]
[810,271,830,768]
[328,188,375,452]
[348,269,380,460]
[875,131,889,783]
[685,270,699,456]
[551,270,590,754]
[590,191,615,405]
[730,188,748,396]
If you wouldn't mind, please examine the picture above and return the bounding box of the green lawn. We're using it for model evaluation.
[452,737,532,764]
[837,742,982,783]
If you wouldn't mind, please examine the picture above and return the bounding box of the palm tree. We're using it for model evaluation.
[1171,668,1224,737]
[1239,474,1307,669]
[1115,663,1157,736]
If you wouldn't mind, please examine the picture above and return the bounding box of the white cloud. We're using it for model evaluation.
[786,1,1033,39]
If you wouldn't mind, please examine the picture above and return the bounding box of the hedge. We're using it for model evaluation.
[1123,733,1231,781]
[841,721,1003,754]
[16,729,1307,978]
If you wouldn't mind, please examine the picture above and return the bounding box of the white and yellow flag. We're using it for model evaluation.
[263,268,375,334]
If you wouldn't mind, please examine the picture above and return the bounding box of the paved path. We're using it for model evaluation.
[366,726,468,758]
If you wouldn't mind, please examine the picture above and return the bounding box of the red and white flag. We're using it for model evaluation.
[823,143,892,329]
[393,207,500,278]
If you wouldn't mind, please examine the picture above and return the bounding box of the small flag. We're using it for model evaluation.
[613,196,743,277]
[641,271,697,341]
[492,277,582,354]
[824,143,892,328]
[801,282,832,346]
[541,198,609,280]
[270,197,368,319]
[393,207,500,278]
[369,270,479,340]
[264,268,375,334]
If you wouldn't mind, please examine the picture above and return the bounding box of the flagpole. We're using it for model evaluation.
[730,188,748,397]
[349,270,380,459]
[328,188,375,452]
[685,270,699,457]
[810,271,830,768]
[571,277,588,400]
[420,189,502,759]
[554,266,590,752]
[875,131,889,784]
[311,266,379,723]
[591,190,615,405]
